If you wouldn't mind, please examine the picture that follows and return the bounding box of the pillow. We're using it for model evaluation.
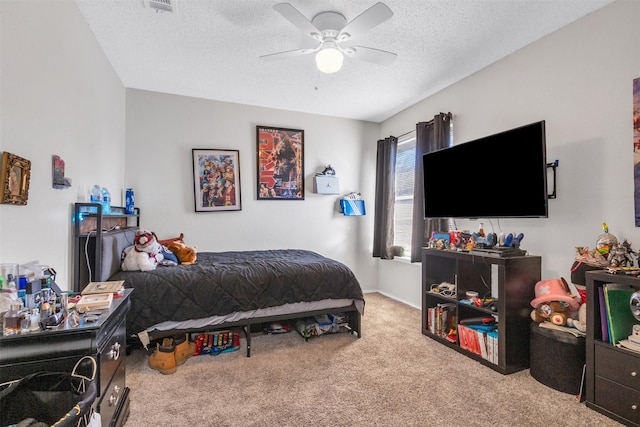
[159,246,179,266]
[152,232,184,247]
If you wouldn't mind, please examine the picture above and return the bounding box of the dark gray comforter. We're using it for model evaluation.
[110,249,364,335]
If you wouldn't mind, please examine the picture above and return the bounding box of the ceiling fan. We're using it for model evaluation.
[260,2,397,74]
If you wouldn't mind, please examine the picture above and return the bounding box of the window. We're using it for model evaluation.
[393,132,416,257]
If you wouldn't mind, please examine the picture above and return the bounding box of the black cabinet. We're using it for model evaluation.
[73,203,139,293]
[0,289,132,427]
[421,248,541,374]
[586,271,640,426]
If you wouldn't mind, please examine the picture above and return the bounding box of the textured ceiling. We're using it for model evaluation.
[75,0,614,123]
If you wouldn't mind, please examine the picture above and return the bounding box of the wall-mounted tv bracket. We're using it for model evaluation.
[547,160,559,199]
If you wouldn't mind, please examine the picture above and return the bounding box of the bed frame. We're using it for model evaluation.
[146,304,362,357]
[77,226,362,356]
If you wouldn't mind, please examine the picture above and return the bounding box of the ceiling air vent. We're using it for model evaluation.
[143,0,175,13]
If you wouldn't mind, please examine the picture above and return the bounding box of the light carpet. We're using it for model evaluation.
[124,292,621,426]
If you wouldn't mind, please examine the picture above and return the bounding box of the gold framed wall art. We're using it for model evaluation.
[0,152,31,205]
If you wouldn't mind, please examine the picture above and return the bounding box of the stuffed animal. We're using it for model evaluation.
[531,300,572,326]
[566,303,587,332]
[167,241,198,265]
[530,277,582,326]
[121,230,164,271]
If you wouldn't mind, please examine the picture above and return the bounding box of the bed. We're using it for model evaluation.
[92,228,364,355]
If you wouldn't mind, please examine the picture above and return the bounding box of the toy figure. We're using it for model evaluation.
[609,242,635,268]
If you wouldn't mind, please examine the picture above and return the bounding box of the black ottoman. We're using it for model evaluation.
[529,322,585,394]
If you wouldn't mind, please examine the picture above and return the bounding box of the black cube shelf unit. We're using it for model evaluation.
[421,248,541,374]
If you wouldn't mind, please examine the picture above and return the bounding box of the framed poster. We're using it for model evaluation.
[192,149,241,212]
[635,77,640,226]
[257,126,304,200]
[0,152,31,205]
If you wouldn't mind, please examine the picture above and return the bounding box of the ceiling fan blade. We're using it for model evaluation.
[273,3,322,40]
[338,2,393,41]
[346,46,397,66]
[259,46,319,61]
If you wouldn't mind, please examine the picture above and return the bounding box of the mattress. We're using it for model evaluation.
[109,249,365,335]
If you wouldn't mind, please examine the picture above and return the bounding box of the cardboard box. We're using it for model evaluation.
[314,175,340,194]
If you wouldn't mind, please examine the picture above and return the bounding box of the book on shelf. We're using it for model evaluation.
[487,330,498,364]
[537,321,586,337]
[468,324,497,361]
[457,323,497,363]
[436,302,456,339]
[598,286,609,343]
[81,280,124,295]
[76,292,113,311]
[617,339,640,354]
[427,307,437,334]
[603,283,639,345]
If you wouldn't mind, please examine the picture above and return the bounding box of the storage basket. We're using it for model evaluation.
[0,356,98,427]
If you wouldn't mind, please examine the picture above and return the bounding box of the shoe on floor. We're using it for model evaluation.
[149,337,177,375]
[174,333,196,366]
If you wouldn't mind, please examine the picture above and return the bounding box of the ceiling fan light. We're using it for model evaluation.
[315,48,344,73]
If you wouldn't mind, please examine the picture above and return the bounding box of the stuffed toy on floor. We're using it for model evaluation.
[121,230,164,271]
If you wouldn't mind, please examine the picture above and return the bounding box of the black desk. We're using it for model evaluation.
[0,289,132,427]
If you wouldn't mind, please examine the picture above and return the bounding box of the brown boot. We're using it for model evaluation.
[174,333,196,366]
[149,337,177,375]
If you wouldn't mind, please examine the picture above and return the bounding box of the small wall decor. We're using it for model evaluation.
[340,192,366,216]
[314,164,340,194]
[52,155,72,189]
[257,126,304,200]
[0,152,31,205]
[192,149,241,212]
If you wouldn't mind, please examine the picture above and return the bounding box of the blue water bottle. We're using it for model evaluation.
[126,188,135,214]
[101,187,111,214]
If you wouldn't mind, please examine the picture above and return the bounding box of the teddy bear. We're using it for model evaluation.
[166,241,198,265]
[566,302,587,332]
[531,300,572,326]
[121,230,164,271]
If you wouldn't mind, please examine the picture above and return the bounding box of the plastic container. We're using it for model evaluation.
[29,308,40,332]
[17,276,27,306]
[101,187,111,215]
[90,185,101,204]
[0,264,19,298]
[3,302,24,335]
[125,188,135,214]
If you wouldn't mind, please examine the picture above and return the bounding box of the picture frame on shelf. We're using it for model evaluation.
[192,149,241,212]
[0,152,31,205]
[256,125,304,200]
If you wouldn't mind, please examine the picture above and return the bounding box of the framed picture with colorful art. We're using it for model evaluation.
[192,149,241,212]
[256,126,304,200]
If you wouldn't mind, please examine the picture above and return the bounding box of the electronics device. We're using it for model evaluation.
[459,316,496,325]
[422,120,548,219]
[469,247,526,257]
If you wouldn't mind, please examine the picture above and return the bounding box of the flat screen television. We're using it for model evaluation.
[422,120,548,219]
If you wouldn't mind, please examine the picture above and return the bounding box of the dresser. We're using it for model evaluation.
[586,271,640,426]
[0,289,132,427]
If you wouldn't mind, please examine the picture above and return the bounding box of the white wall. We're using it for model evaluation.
[125,90,379,291]
[378,0,640,307]
[0,0,126,290]
[2,0,638,305]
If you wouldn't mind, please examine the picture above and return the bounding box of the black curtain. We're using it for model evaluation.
[410,113,453,262]
[373,136,397,259]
